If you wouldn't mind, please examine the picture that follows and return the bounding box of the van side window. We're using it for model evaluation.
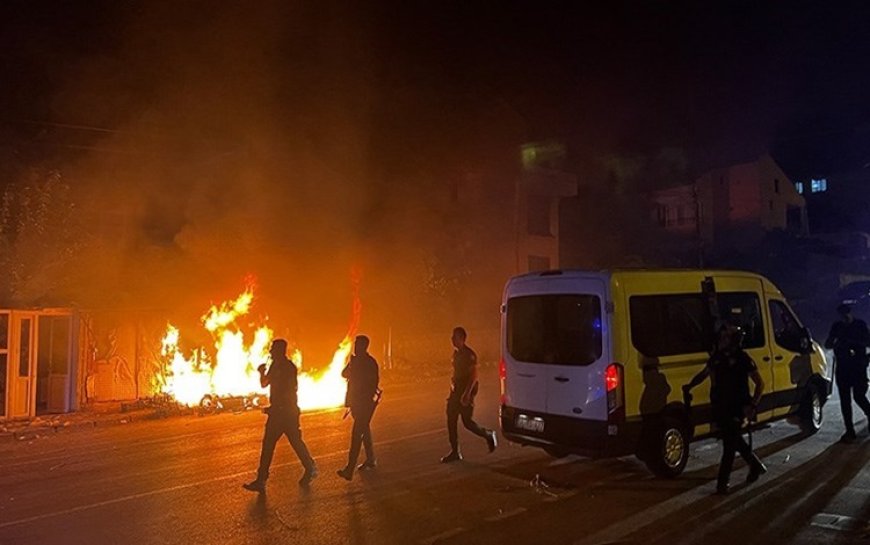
[630,294,713,357]
[717,292,765,349]
[768,300,804,352]
[507,294,603,365]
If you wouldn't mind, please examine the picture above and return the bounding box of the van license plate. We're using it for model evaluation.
[515,414,545,433]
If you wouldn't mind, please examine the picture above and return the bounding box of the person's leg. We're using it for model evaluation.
[447,395,461,452]
[256,414,283,482]
[359,404,376,465]
[441,394,463,462]
[852,370,870,422]
[283,411,315,472]
[459,403,488,439]
[837,372,856,437]
[733,425,766,480]
[717,419,738,493]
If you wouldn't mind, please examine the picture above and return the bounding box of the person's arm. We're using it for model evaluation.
[824,323,839,350]
[746,360,764,421]
[342,358,353,379]
[259,364,271,388]
[683,366,710,392]
[461,364,478,406]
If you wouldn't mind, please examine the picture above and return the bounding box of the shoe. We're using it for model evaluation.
[746,462,767,484]
[299,465,319,486]
[839,432,858,444]
[336,467,354,481]
[486,430,498,453]
[715,483,729,495]
[440,451,462,463]
[242,479,266,493]
[357,459,377,471]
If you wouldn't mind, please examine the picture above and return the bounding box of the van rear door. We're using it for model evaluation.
[504,276,608,421]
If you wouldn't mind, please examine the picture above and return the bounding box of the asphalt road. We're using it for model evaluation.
[0,373,867,545]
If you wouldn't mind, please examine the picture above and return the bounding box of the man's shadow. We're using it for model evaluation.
[639,355,672,416]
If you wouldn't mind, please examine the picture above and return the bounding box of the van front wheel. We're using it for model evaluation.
[641,416,690,478]
[799,384,824,435]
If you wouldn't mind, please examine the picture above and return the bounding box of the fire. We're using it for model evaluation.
[156,282,360,411]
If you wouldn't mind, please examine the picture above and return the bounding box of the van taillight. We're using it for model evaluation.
[499,357,507,405]
[605,363,624,416]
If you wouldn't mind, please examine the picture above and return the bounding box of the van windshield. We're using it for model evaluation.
[507,294,602,366]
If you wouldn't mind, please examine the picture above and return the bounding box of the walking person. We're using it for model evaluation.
[337,335,380,481]
[441,327,497,463]
[243,339,318,492]
[825,303,870,443]
[683,324,766,494]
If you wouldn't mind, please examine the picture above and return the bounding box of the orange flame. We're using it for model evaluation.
[156,280,360,410]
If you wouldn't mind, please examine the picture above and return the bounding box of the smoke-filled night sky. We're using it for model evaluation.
[1,2,869,358]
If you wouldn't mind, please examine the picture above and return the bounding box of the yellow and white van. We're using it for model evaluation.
[499,269,831,477]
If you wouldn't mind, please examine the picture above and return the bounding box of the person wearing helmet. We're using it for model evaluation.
[683,324,766,494]
[243,339,318,492]
[824,303,870,443]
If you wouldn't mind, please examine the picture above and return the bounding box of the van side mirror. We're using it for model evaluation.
[799,327,812,354]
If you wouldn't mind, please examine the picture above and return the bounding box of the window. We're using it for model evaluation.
[528,255,551,272]
[630,294,713,357]
[717,292,765,348]
[768,300,805,352]
[774,178,780,194]
[810,178,827,193]
[507,294,602,366]
[18,318,31,377]
[527,196,551,236]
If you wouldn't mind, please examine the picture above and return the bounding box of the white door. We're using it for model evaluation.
[542,279,609,421]
[40,314,75,414]
[9,312,37,419]
[0,311,9,418]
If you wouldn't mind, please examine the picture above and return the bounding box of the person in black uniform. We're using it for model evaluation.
[683,324,766,494]
[440,327,497,463]
[825,303,870,443]
[243,339,318,492]
[337,335,380,481]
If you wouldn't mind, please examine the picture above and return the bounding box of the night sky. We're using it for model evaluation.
[2,2,869,178]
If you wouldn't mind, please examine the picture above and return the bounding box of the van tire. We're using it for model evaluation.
[641,415,690,478]
[799,384,823,435]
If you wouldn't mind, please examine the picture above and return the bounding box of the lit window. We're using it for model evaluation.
[810,178,827,193]
[795,182,804,194]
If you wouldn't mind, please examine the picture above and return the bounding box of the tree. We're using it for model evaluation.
[0,169,82,306]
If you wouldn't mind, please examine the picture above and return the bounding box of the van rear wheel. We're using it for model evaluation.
[641,415,690,478]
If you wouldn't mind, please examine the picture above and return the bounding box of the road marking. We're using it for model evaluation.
[0,427,443,530]
[419,527,466,544]
[811,513,865,532]
[484,506,527,522]
[573,431,831,545]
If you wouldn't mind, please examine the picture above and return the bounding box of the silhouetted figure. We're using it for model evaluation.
[684,325,766,495]
[825,303,870,443]
[243,339,318,492]
[441,327,497,463]
[337,335,380,481]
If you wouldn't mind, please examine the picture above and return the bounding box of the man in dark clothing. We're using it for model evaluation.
[684,325,766,495]
[337,335,380,481]
[441,327,497,463]
[825,303,870,443]
[243,339,318,492]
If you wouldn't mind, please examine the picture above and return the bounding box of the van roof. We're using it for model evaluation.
[507,268,783,296]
